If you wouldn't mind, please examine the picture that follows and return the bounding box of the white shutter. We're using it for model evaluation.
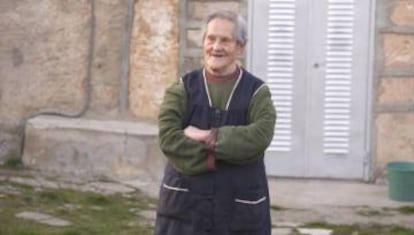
[323,0,355,154]
[248,0,373,179]
[267,0,296,152]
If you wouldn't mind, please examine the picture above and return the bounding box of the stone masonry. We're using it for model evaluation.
[22,115,165,194]
[374,0,414,179]
[180,0,247,74]
[0,0,178,165]
[129,0,179,120]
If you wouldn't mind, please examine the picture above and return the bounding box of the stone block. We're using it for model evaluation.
[271,228,292,235]
[375,113,414,174]
[88,0,132,115]
[181,56,203,74]
[297,228,332,235]
[16,211,71,227]
[188,1,240,21]
[378,77,414,105]
[0,0,90,120]
[187,29,203,48]
[391,0,414,26]
[384,34,414,69]
[22,115,166,195]
[129,0,179,120]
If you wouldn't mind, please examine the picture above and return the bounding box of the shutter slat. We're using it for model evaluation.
[325,114,350,119]
[323,0,354,155]
[267,0,297,152]
[268,72,293,77]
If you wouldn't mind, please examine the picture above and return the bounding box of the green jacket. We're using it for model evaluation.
[158,71,276,175]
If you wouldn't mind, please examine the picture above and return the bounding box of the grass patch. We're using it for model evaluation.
[303,221,414,235]
[356,208,392,217]
[1,157,23,169]
[397,206,414,214]
[270,204,288,211]
[0,180,155,235]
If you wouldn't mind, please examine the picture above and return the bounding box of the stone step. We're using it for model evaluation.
[22,115,166,196]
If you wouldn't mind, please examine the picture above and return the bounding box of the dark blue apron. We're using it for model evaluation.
[154,69,271,235]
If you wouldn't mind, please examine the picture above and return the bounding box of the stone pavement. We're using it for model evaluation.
[267,178,414,234]
[2,169,414,235]
[123,176,414,234]
[268,177,414,209]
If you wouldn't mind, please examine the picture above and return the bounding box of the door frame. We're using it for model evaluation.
[246,0,376,181]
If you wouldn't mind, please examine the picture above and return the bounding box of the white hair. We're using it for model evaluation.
[202,10,248,46]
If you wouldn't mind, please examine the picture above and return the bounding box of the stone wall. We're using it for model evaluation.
[179,0,247,74]
[0,0,179,163]
[374,0,414,178]
[129,0,179,120]
[0,0,92,163]
[2,0,414,182]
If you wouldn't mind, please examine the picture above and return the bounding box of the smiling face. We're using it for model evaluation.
[203,18,245,76]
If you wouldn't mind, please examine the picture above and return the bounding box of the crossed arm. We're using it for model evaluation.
[158,81,276,175]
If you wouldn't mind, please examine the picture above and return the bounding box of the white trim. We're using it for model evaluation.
[225,70,244,110]
[246,0,269,80]
[202,69,213,107]
[246,0,254,71]
[202,68,244,110]
[162,183,189,192]
[235,196,267,205]
[363,0,376,181]
[253,84,266,98]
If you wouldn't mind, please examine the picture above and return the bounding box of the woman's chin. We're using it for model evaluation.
[206,66,224,74]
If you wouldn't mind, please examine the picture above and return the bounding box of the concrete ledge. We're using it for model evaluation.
[26,116,159,135]
[22,115,165,196]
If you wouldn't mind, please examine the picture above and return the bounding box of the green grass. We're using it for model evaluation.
[302,221,414,235]
[0,180,155,235]
[1,157,23,170]
[270,204,288,211]
[356,208,392,217]
[397,206,414,215]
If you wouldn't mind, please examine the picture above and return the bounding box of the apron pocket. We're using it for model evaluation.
[157,180,191,221]
[230,192,267,231]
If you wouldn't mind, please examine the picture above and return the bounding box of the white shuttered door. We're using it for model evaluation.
[248,0,372,179]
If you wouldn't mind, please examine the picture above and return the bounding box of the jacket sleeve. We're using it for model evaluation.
[158,80,210,175]
[214,85,276,164]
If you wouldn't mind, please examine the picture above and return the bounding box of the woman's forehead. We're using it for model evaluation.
[205,18,235,37]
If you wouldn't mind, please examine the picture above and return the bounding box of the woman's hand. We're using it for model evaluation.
[184,125,211,143]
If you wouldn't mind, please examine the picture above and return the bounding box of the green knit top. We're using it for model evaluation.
[158,69,277,175]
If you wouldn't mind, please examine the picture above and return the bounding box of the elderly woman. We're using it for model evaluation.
[154,9,276,235]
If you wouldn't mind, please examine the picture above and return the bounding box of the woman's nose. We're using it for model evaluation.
[212,40,223,51]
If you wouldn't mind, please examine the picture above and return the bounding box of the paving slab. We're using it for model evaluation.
[16,211,71,227]
[269,178,414,229]
[268,178,414,209]
[272,227,293,235]
[297,228,332,235]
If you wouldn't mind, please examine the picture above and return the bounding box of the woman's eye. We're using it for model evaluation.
[207,36,215,42]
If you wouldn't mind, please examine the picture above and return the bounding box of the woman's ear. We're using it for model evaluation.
[237,43,246,56]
